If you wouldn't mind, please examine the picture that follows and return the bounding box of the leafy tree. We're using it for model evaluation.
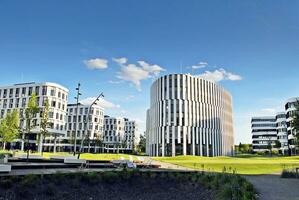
[267,139,273,156]
[291,101,299,152]
[24,93,39,161]
[137,134,146,154]
[0,110,19,150]
[39,99,50,155]
[275,140,281,149]
[237,142,243,154]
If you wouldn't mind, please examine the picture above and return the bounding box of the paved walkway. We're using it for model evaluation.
[245,175,299,200]
[139,157,195,171]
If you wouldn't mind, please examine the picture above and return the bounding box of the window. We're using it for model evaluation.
[49,112,54,119]
[50,89,55,96]
[9,89,13,97]
[15,88,20,97]
[9,99,13,108]
[21,88,26,96]
[51,101,56,107]
[3,89,7,98]
[35,86,40,95]
[28,87,33,95]
[42,86,47,95]
[21,98,26,107]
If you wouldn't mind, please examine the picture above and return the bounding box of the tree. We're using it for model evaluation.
[275,140,281,149]
[39,99,50,155]
[137,134,146,154]
[24,93,39,161]
[267,139,273,156]
[0,110,20,150]
[291,101,299,153]
[238,142,243,153]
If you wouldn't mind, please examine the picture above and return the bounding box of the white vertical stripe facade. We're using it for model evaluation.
[146,74,234,157]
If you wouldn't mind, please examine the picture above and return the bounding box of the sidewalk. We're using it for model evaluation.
[244,175,299,200]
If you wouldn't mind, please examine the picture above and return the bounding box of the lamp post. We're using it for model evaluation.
[73,83,81,156]
[78,92,104,158]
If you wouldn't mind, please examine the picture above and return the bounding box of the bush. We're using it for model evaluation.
[281,169,297,178]
[20,174,39,188]
[0,176,18,189]
[101,171,119,183]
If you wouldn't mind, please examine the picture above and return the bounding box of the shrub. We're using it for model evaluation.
[20,174,39,188]
[0,177,17,189]
[101,171,119,183]
[281,169,297,178]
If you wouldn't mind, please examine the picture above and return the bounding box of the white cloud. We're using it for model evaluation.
[114,57,166,91]
[191,61,208,69]
[80,97,120,109]
[117,64,149,91]
[197,68,242,82]
[125,95,135,101]
[138,61,166,76]
[108,80,122,84]
[112,57,127,65]
[83,58,108,69]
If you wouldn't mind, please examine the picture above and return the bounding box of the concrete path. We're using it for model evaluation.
[139,156,195,171]
[245,175,299,200]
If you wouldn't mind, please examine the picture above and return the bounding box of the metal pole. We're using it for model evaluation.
[73,83,81,156]
[78,92,104,158]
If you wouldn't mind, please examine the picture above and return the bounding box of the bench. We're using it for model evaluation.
[50,156,77,160]
[64,158,87,164]
[111,160,136,169]
[0,164,11,173]
[16,155,43,159]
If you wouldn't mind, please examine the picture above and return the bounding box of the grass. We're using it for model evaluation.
[0,150,138,161]
[153,155,299,175]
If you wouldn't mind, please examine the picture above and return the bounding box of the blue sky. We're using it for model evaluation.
[0,0,298,144]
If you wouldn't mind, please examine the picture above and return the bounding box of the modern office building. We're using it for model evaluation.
[0,82,69,151]
[251,116,278,153]
[103,116,139,153]
[251,97,298,155]
[53,103,104,152]
[146,74,234,157]
[285,97,299,154]
[276,112,288,154]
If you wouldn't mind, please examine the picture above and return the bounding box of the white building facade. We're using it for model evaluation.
[103,116,139,153]
[276,112,288,154]
[57,103,104,152]
[251,116,278,153]
[146,74,234,157]
[0,82,68,151]
[252,97,298,155]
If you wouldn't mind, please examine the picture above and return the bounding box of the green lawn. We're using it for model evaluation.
[0,150,138,161]
[153,155,299,175]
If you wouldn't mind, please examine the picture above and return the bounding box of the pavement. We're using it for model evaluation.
[139,156,195,171]
[245,175,299,200]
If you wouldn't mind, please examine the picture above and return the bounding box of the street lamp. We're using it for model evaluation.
[78,92,104,158]
[73,83,81,156]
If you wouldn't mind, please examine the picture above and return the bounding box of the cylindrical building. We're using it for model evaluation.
[146,74,234,157]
